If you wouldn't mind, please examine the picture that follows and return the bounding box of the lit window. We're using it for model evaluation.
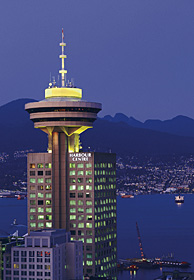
[70,215,76,220]
[78,170,84,176]
[14,264,19,269]
[69,163,75,168]
[30,164,35,168]
[37,163,43,168]
[69,171,75,176]
[46,208,52,213]
[77,163,84,168]
[38,215,44,220]
[86,201,92,205]
[78,215,84,220]
[78,185,84,190]
[69,185,76,190]
[30,208,35,213]
[38,223,44,227]
[38,185,44,190]
[30,193,35,198]
[45,193,52,198]
[37,178,44,183]
[38,193,44,198]
[30,215,35,220]
[78,223,84,228]
[38,207,44,213]
[86,185,92,190]
[70,208,76,213]
[46,222,52,228]
[86,170,92,175]
[86,208,92,213]
[70,200,76,205]
[46,215,52,220]
[45,185,52,190]
[46,200,51,205]
[78,200,83,205]
[45,163,51,168]
[86,163,92,168]
[86,223,92,228]
[30,186,35,191]
[78,178,83,183]
[45,178,51,183]
[30,223,36,227]
[86,178,92,183]
[30,178,36,183]
[78,208,84,213]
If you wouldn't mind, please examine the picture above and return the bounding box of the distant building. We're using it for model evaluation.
[3,229,83,280]
[25,30,117,279]
[155,270,194,280]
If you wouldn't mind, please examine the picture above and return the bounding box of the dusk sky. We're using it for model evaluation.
[1,1,194,121]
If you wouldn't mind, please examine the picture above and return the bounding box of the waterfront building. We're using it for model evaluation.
[25,30,117,279]
[3,229,83,280]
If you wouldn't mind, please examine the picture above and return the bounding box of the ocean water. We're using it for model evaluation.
[117,194,194,280]
[0,195,193,280]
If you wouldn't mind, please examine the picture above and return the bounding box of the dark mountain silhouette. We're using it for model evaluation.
[1,99,194,155]
[102,113,194,137]
[81,119,194,156]
[0,99,47,152]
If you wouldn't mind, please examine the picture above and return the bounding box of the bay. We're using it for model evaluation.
[117,194,194,280]
[0,195,193,280]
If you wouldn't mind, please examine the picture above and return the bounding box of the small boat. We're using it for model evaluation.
[17,195,25,200]
[175,195,184,203]
[121,195,134,198]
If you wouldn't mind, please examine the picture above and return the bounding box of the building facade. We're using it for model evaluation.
[25,31,117,279]
[3,229,83,280]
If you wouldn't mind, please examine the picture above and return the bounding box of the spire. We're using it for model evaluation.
[59,28,67,87]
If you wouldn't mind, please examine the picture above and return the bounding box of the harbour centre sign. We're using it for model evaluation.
[69,153,92,162]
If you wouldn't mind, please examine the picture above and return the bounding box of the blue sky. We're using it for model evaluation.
[1,0,194,121]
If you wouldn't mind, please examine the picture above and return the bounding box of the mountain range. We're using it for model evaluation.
[1,99,194,156]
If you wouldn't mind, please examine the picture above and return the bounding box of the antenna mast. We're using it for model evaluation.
[136,222,145,259]
[59,28,67,87]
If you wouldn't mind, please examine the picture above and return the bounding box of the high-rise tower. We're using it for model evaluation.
[26,30,117,279]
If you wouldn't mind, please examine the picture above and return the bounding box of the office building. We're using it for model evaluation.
[25,30,117,279]
[3,229,83,280]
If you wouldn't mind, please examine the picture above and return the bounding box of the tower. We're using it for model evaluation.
[25,30,117,279]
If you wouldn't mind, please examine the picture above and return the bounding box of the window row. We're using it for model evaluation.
[69,178,92,183]
[69,185,92,191]
[13,263,50,269]
[30,207,52,213]
[30,170,51,176]
[30,163,51,169]
[69,170,92,176]
[13,271,51,277]
[70,200,92,206]
[30,222,52,228]
[30,185,52,191]
[70,208,92,214]
[70,193,92,198]
[30,178,51,184]
[69,163,92,169]
[30,193,52,198]
[30,214,52,221]
[30,200,52,206]
[94,163,115,168]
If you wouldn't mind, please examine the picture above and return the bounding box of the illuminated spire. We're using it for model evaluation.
[59,28,67,87]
